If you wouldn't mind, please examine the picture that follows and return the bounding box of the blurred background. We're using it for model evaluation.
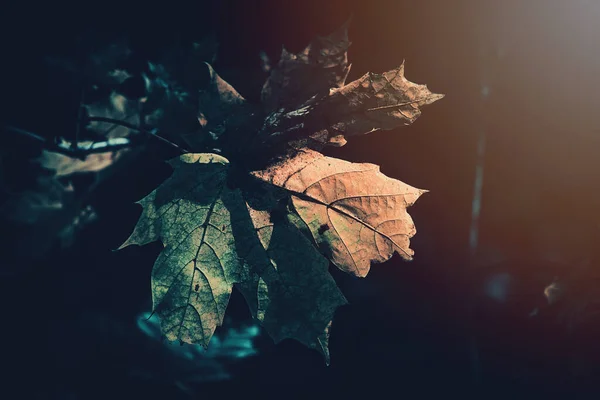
[2,0,600,397]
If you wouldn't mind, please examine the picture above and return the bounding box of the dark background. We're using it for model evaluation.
[2,0,600,398]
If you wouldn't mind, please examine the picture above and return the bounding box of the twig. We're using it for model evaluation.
[5,126,47,144]
[87,116,188,154]
[4,126,135,159]
[6,115,188,160]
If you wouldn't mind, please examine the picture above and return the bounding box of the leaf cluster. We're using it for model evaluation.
[95,23,443,362]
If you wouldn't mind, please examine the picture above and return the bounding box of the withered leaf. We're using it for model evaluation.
[322,62,443,138]
[297,62,444,148]
[257,61,443,152]
[253,149,426,277]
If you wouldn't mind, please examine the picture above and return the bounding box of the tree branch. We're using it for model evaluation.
[4,126,135,159]
[86,116,188,154]
[5,115,188,160]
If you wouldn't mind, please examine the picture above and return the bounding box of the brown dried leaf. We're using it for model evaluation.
[253,150,426,277]
[257,63,443,153]
[310,62,444,145]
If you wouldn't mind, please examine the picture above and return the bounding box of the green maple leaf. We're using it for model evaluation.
[118,22,443,362]
[119,153,246,346]
[237,193,347,364]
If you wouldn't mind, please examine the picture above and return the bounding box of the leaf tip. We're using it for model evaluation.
[115,239,131,251]
[202,61,216,75]
[430,92,445,102]
[405,188,428,207]
[330,15,352,40]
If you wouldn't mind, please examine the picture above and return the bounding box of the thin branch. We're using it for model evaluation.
[102,112,136,137]
[4,126,135,159]
[86,116,188,153]
[5,125,47,144]
[6,115,188,160]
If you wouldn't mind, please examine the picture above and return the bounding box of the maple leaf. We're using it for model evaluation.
[313,62,444,140]
[253,25,443,155]
[252,149,426,277]
[119,153,248,347]
[119,153,347,354]
[257,62,444,152]
[237,195,347,364]
[117,23,442,361]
